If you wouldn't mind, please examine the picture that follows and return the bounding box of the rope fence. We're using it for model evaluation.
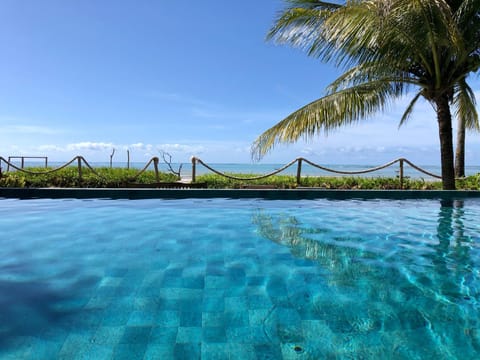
[7,156,48,171]
[0,156,162,184]
[0,155,449,189]
[191,156,444,189]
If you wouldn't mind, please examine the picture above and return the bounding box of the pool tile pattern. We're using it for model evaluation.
[0,198,479,359]
[2,254,466,359]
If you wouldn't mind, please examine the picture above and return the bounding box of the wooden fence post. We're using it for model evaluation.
[399,159,404,189]
[191,157,196,183]
[77,157,83,183]
[153,157,160,182]
[296,158,303,186]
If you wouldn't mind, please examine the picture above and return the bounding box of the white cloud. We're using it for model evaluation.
[128,143,153,152]
[66,142,115,151]
[29,141,213,162]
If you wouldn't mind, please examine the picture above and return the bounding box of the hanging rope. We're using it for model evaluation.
[192,156,444,181]
[195,158,298,180]
[78,157,108,180]
[0,156,78,175]
[0,156,160,182]
[129,157,156,180]
[402,158,442,179]
[301,157,400,175]
[0,155,446,184]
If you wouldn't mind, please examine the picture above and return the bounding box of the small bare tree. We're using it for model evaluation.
[160,150,183,178]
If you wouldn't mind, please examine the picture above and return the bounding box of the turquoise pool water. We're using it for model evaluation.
[0,197,479,359]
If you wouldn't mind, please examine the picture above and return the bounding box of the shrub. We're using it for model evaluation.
[196,173,478,190]
[0,167,178,188]
[1,168,478,190]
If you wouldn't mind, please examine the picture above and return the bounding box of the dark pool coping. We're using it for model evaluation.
[1,187,480,200]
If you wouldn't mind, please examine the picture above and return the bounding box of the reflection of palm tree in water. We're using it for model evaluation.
[433,200,476,302]
[253,210,400,288]
[432,200,480,352]
[252,203,480,358]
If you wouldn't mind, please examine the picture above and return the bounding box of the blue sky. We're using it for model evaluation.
[1,0,479,166]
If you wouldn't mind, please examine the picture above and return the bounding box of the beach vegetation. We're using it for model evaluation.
[0,166,480,190]
[0,167,177,188]
[252,0,480,190]
[196,173,479,190]
[0,168,479,190]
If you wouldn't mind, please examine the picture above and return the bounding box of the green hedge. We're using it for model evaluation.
[1,168,479,190]
[195,173,480,190]
[0,167,178,188]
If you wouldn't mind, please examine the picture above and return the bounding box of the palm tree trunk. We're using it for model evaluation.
[454,118,465,178]
[436,94,456,190]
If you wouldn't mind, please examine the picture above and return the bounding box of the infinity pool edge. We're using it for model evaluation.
[1,187,479,200]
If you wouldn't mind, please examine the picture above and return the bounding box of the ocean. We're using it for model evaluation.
[3,159,480,180]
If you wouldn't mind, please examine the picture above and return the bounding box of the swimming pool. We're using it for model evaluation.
[0,196,479,359]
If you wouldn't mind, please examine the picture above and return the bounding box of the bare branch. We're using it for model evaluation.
[160,150,183,178]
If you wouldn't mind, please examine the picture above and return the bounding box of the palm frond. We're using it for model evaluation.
[453,78,479,131]
[454,0,480,26]
[251,81,403,160]
[325,62,420,94]
[267,4,335,47]
[398,92,422,128]
[268,1,382,68]
[316,3,383,67]
[454,0,480,64]
[285,0,341,10]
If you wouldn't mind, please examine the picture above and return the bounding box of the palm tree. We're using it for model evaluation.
[448,1,480,177]
[454,78,478,178]
[252,0,480,190]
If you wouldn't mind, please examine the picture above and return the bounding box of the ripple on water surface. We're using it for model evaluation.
[0,197,479,359]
